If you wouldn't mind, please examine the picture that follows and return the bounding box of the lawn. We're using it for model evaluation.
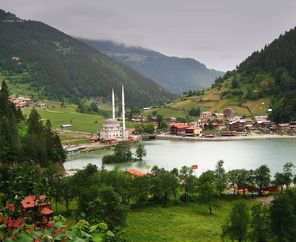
[123,200,237,241]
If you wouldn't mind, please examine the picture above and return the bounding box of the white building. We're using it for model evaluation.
[100,87,128,140]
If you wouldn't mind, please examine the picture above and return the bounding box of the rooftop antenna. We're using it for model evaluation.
[112,88,115,119]
[122,85,126,140]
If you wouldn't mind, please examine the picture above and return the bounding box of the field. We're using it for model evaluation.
[123,199,254,241]
[22,101,114,133]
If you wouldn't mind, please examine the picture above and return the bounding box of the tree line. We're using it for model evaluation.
[1,159,296,240]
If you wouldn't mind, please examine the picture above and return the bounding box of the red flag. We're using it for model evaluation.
[192,165,198,169]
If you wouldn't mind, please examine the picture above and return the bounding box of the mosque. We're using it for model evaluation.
[100,86,128,140]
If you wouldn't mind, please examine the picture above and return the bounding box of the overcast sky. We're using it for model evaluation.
[1,0,296,71]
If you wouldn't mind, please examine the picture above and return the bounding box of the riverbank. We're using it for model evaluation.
[156,133,296,141]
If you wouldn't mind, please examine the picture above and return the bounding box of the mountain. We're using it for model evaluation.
[78,39,224,94]
[0,9,175,107]
[144,27,296,123]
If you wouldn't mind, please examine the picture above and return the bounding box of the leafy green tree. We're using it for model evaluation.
[249,203,271,242]
[90,102,98,113]
[274,172,286,193]
[135,142,147,161]
[236,169,249,196]
[283,162,294,189]
[270,189,296,241]
[254,165,271,196]
[227,169,240,195]
[214,160,227,196]
[150,169,179,206]
[221,200,250,242]
[189,107,201,116]
[157,115,168,130]
[132,175,150,204]
[114,141,132,161]
[197,170,217,215]
[179,166,196,201]
[98,186,129,229]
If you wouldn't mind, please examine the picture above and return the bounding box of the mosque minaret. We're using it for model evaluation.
[99,86,128,140]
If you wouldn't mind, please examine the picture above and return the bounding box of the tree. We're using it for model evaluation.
[179,166,196,201]
[270,189,296,241]
[274,172,286,193]
[227,169,240,196]
[150,168,179,206]
[197,170,217,215]
[221,200,250,242]
[214,160,227,196]
[283,162,294,189]
[249,203,271,242]
[254,165,271,196]
[114,142,132,161]
[157,115,168,130]
[135,142,147,161]
[236,169,249,196]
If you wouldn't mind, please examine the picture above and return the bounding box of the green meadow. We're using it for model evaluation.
[123,199,254,241]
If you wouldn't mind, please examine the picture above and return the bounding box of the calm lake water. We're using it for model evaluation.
[64,139,296,175]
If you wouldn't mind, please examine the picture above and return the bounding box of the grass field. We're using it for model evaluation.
[22,101,113,133]
[123,199,254,241]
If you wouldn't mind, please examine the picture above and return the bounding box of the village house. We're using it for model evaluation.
[214,113,224,120]
[170,123,189,135]
[212,122,227,131]
[185,127,202,136]
[229,120,245,132]
[131,115,146,122]
[143,107,152,112]
[277,123,290,132]
[255,116,268,122]
[166,117,177,123]
[223,108,232,118]
[149,116,157,122]
[0,195,53,230]
[200,111,212,118]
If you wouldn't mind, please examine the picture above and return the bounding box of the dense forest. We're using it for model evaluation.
[0,9,175,107]
[212,27,296,123]
[79,39,224,94]
[0,80,65,166]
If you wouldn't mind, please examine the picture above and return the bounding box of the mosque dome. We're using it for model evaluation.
[103,119,120,127]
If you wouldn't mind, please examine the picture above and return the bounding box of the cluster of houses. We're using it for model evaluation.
[169,108,296,137]
[8,97,32,108]
[131,107,296,137]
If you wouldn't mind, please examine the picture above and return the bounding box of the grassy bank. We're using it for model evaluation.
[123,199,254,241]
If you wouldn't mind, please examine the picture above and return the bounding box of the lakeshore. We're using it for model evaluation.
[156,133,296,141]
[64,139,296,175]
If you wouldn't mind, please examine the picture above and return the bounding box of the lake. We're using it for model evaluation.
[64,139,296,175]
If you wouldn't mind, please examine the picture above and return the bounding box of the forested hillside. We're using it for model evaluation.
[0,81,65,166]
[79,39,224,94]
[212,27,296,123]
[0,9,175,106]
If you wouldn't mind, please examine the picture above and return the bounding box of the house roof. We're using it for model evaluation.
[21,195,48,209]
[126,169,146,176]
[279,123,289,127]
[201,111,211,114]
[41,207,54,215]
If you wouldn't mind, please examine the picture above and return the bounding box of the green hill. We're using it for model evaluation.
[79,39,224,95]
[0,9,175,107]
[147,27,296,122]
